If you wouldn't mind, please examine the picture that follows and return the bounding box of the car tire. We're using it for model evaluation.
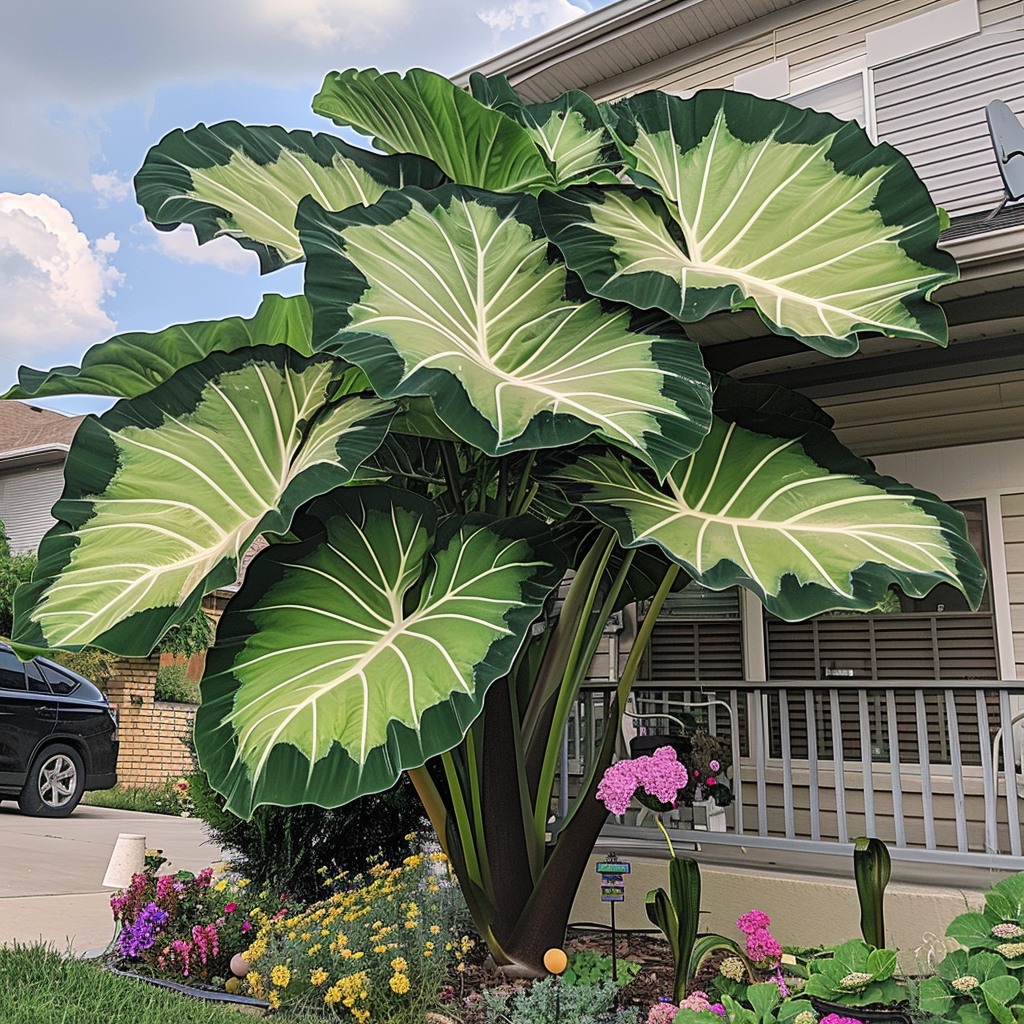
[18,744,86,817]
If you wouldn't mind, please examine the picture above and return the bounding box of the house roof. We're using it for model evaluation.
[0,402,84,464]
[458,0,801,99]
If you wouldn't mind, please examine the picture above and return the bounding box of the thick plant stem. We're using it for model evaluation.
[406,767,448,857]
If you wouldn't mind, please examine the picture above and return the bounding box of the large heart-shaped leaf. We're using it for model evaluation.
[136,121,443,272]
[312,67,557,194]
[195,487,563,816]
[541,89,957,355]
[12,347,392,655]
[546,416,985,619]
[298,186,712,478]
[2,294,313,401]
[468,73,620,186]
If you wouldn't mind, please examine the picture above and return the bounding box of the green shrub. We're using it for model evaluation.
[154,663,200,703]
[83,780,189,815]
[186,765,426,904]
[49,648,117,687]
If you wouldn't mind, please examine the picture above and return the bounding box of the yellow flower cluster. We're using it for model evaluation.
[237,848,464,1021]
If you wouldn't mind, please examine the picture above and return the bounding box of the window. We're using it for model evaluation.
[0,650,27,691]
[787,73,869,131]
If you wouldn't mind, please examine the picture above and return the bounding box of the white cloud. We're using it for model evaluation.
[94,232,121,255]
[91,172,133,205]
[0,193,123,355]
[0,1,593,184]
[479,0,586,33]
[143,223,259,275]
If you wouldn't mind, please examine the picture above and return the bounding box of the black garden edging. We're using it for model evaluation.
[105,961,270,1008]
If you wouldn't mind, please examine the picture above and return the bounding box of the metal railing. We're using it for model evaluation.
[561,679,1024,870]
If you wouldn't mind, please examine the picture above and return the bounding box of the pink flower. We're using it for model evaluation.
[709,760,721,772]
[241,920,252,933]
[820,1016,865,1024]
[646,1002,678,1024]
[745,927,782,966]
[596,746,689,815]
[709,1005,726,1018]
[224,902,238,914]
[736,909,771,934]
[678,991,711,1012]
[706,777,717,786]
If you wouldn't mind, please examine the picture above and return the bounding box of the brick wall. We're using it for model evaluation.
[105,655,197,787]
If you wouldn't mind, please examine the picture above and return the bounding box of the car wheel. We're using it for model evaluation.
[18,745,85,817]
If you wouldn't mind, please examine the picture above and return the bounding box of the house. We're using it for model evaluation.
[462,0,1024,949]
[0,401,82,552]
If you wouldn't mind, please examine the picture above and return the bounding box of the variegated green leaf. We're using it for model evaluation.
[313,67,557,194]
[298,186,712,477]
[468,73,620,186]
[541,90,957,355]
[547,417,985,619]
[12,347,392,655]
[195,487,563,816]
[2,294,313,401]
[135,121,443,272]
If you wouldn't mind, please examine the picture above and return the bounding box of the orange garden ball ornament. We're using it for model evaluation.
[543,947,568,975]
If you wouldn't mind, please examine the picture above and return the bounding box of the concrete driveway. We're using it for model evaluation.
[0,803,224,954]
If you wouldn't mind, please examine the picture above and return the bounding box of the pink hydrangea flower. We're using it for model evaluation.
[678,990,711,1012]
[737,909,771,934]
[746,927,782,966]
[709,1005,726,1018]
[820,1016,865,1024]
[646,1001,678,1024]
[597,746,689,815]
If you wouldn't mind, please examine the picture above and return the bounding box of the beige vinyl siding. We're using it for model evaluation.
[0,462,65,553]
[873,18,1024,216]
[1005,491,1024,677]
[822,368,1024,456]
[598,0,948,99]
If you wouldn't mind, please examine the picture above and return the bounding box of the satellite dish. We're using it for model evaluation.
[986,99,1024,217]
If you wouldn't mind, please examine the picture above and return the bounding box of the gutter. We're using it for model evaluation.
[457,0,777,85]
[0,443,71,469]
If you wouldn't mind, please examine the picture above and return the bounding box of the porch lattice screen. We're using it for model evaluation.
[764,612,1000,766]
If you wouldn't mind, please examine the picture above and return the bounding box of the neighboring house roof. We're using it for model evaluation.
[0,402,84,467]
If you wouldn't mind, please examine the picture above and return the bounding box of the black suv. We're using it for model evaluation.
[0,643,118,816]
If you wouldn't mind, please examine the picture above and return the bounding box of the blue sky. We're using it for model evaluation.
[0,0,611,416]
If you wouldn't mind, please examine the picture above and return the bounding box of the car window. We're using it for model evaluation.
[39,662,80,696]
[25,661,53,694]
[0,650,27,691]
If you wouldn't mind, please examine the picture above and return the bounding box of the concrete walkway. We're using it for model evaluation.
[0,803,224,954]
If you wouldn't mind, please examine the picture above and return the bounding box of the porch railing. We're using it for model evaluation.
[560,680,1024,871]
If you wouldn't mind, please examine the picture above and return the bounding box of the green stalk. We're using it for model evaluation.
[530,539,622,840]
[496,459,509,518]
[521,529,616,749]
[406,766,449,858]
[556,563,682,835]
[463,722,493,896]
[440,750,487,898]
[508,452,536,516]
[439,443,464,512]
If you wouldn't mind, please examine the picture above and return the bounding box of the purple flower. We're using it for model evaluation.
[736,909,771,934]
[118,902,169,958]
[820,1016,865,1024]
[709,1005,726,1018]
[709,760,721,772]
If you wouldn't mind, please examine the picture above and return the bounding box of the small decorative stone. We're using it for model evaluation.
[230,953,250,977]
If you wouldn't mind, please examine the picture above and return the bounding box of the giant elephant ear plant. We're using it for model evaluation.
[4,67,984,971]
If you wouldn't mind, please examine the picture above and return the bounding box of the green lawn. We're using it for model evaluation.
[0,945,267,1024]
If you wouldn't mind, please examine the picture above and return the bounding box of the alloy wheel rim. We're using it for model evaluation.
[39,755,77,807]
